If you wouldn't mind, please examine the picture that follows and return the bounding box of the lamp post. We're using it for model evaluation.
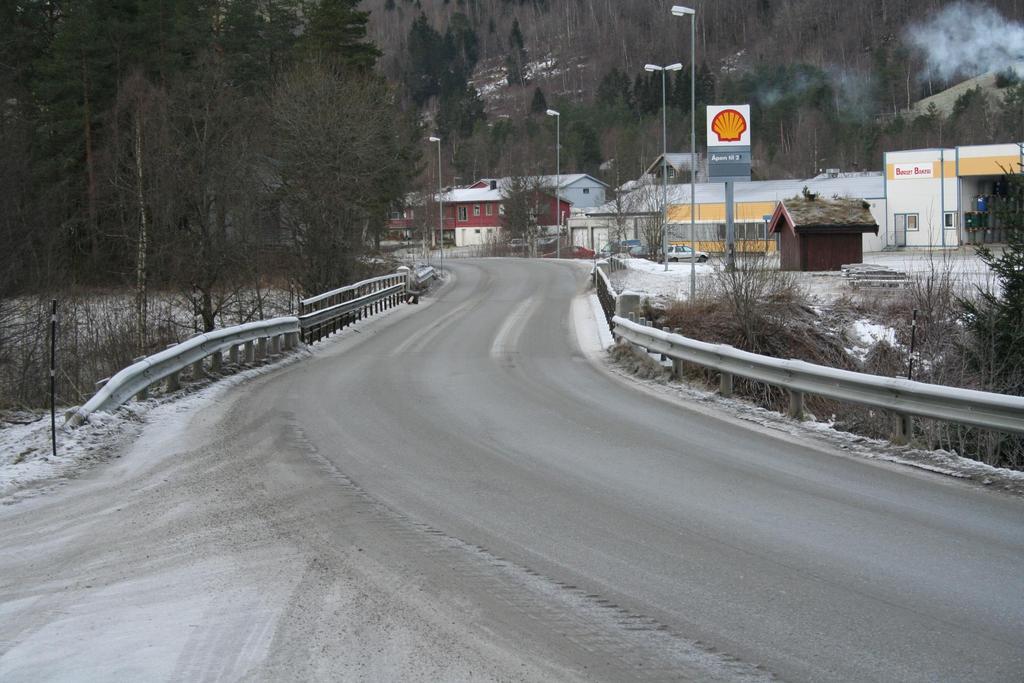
[644,63,683,271]
[545,109,561,258]
[428,136,443,272]
[671,5,697,298]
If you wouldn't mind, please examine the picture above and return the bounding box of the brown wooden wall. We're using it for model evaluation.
[778,228,801,271]
[798,233,863,271]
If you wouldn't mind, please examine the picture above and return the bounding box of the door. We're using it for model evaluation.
[894,213,907,247]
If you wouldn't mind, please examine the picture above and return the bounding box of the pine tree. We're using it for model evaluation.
[530,86,547,114]
[505,19,527,87]
[300,0,381,70]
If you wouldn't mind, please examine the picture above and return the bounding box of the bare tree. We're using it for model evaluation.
[272,61,414,295]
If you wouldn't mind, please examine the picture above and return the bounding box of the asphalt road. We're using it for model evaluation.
[2,258,1023,681]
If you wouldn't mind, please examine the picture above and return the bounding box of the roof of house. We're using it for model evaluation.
[770,195,879,235]
[439,176,583,204]
[644,153,700,176]
[586,172,885,217]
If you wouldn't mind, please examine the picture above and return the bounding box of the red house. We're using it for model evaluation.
[387,178,572,247]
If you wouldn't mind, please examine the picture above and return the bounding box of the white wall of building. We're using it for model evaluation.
[455,226,499,247]
[884,149,960,248]
[559,179,607,209]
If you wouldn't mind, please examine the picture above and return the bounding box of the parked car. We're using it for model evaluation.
[627,243,650,258]
[570,245,595,258]
[666,244,709,263]
[599,239,642,257]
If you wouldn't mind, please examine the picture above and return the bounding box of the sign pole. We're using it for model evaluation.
[725,181,736,271]
[50,299,57,457]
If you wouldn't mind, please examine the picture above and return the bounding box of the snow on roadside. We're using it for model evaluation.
[0,288,427,504]
[574,278,1024,494]
[602,345,1024,494]
[607,256,715,302]
[0,349,311,503]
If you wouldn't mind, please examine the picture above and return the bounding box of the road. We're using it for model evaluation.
[2,258,1023,681]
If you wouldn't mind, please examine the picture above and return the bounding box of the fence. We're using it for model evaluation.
[66,268,432,428]
[612,313,1024,442]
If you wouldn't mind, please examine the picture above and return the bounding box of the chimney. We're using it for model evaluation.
[490,180,497,190]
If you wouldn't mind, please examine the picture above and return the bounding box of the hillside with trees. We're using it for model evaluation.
[3,0,1024,303]
[367,0,1024,186]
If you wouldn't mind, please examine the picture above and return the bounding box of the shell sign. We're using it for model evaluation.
[707,104,751,147]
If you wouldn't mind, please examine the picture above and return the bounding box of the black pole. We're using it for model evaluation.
[907,308,918,381]
[50,299,57,457]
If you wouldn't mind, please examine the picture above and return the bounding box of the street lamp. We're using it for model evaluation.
[428,135,443,273]
[545,108,561,259]
[671,4,697,298]
[644,62,683,272]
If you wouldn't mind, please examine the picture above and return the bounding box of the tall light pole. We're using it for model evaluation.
[428,136,443,273]
[645,63,683,271]
[545,108,561,259]
[672,5,697,299]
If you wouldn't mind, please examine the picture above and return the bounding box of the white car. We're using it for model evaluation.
[666,244,709,263]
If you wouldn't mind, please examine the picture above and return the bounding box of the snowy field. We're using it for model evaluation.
[608,247,1003,305]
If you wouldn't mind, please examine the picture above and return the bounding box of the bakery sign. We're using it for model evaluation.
[893,163,934,179]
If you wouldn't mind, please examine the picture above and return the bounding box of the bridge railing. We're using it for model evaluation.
[67,268,434,427]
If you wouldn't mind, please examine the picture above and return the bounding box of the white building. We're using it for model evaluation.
[883,142,1023,247]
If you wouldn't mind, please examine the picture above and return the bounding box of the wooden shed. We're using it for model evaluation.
[768,193,879,271]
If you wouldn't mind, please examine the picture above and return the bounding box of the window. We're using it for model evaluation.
[474,204,481,216]
[458,206,468,221]
[475,229,481,234]
[390,211,401,220]
[907,214,919,231]
[499,204,506,216]
[583,188,590,194]
[944,212,957,228]
[486,204,493,215]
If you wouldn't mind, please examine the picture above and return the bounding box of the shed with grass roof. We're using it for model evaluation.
[768,190,879,271]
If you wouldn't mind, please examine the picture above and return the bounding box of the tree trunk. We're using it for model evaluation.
[82,53,99,265]
[133,104,149,354]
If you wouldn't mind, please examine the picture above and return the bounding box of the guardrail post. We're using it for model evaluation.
[788,390,804,420]
[229,344,239,365]
[192,357,204,379]
[719,372,734,397]
[211,350,222,372]
[893,413,914,445]
[257,337,268,359]
[245,340,255,363]
[289,331,300,348]
[615,292,640,320]
[166,370,180,393]
[271,334,281,355]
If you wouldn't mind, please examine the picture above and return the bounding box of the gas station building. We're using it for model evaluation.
[571,141,1022,254]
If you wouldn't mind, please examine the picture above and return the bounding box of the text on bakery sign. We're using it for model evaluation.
[893,163,934,179]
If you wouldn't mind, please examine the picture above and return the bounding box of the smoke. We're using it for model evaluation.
[907,1,1024,80]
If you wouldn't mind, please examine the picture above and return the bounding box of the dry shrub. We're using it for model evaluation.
[662,255,854,414]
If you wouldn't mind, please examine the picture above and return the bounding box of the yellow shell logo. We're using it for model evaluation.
[711,109,747,143]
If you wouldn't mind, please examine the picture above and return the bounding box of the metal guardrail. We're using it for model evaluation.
[591,262,617,332]
[411,265,436,290]
[67,268,437,427]
[298,282,406,343]
[613,315,1024,440]
[298,272,409,344]
[66,317,301,428]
